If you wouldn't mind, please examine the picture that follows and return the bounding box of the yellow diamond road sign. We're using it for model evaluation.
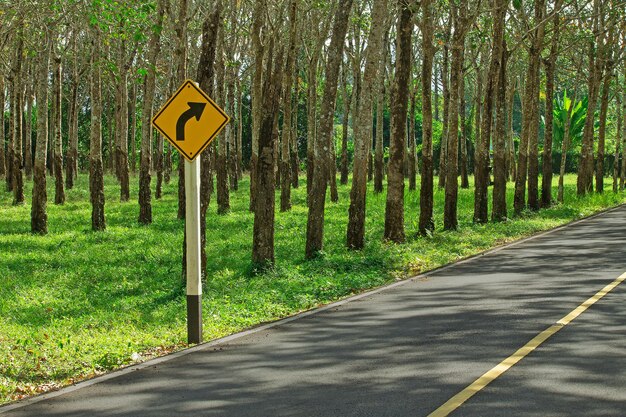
[152,79,230,161]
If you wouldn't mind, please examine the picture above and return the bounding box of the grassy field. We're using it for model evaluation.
[0,172,624,404]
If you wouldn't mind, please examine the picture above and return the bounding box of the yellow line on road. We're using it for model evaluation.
[428,271,626,417]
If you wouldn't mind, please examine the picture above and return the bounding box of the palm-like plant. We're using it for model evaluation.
[553,90,587,152]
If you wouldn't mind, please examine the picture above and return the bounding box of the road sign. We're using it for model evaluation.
[152,79,230,345]
[152,79,230,161]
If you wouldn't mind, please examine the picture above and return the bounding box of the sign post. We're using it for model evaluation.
[185,157,202,343]
[152,79,230,344]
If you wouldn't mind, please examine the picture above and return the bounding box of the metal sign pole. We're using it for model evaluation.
[185,157,202,344]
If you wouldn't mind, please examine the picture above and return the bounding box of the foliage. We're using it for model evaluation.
[551,90,588,152]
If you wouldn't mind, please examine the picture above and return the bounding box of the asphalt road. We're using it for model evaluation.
[2,205,625,417]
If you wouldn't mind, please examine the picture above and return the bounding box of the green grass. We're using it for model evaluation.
[0,172,624,403]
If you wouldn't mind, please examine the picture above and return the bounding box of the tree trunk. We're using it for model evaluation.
[434,63,440,122]
[541,1,560,207]
[418,0,435,235]
[290,85,299,188]
[459,62,469,189]
[237,81,244,179]
[281,0,298,212]
[329,129,339,203]
[250,0,266,212]
[595,72,611,193]
[346,0,387,249]
[175,0,189,218]
[117,42,130,202]
[66,75,79,189]
[107,102,115,175]
[196,0,220,280]
[31,40,51,234]
[444,2,472,231]
[621,73,626,192]
[474,0,506,223]
[515,0,546,213]
[408,89,417,191]
[374,31,388,193]
[252,43,283,267]
[12,30,24,206]
[129,80,137,174]
[577,0,602,195]
[613,93,621,193]
[340,64,352,185]
[227,75,238,192]
[492,43,508,221]
[384,0,412,241]
[506,78,516,181]
[0,76,5,180]
[305,0,353,258]
[138,0,166,224]
[216,34,230,214]
[306,55,319,201]
[90,30,106,231]
[438,35,450,189]
[374,84,385,193]
[53,55,65,205]
[24,80,33,181]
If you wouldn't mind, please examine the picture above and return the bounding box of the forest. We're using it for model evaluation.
[1,0,626,403]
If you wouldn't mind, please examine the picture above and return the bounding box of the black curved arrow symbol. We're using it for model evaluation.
[176,102,207,141]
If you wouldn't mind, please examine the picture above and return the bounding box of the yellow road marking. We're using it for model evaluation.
[428,271,626,417]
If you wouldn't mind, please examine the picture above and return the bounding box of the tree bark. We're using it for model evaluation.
[374,84,385,193]
[90,29,106,231]
[577,0,602,195]
[595,72,611,193]
[443,2,471,231]
[66,53,79,189]
[418,0,435,235]
[474,0,506,223]
[306,53,319,201]
[116,41,130,203]
[53,55,65,205]
[506,77,516,181]
[24,78,33,181]
[374,30,388,193]
[196,0,220,280]
[129,80,137,174]
[408,89,417,191]
[346,0,387,249]
[250,0,266,212]
[613,93,621,193]
[12,29,24,205]
[340,64,352,185]
[492,42,508,221]
[384,0,412,241]
[515,0,546,213]
[280,0,298,212]
[0,76,5,180]
[306,0,353,258]
[31,40,51,234]
[459,61,469,189]
[290,84,299,188]
[540,0,560,207]
[252,42,283,267]
[138,0,166,224]
[216,32,230,214]
[621,72,626,192]
[438,32,451,189]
